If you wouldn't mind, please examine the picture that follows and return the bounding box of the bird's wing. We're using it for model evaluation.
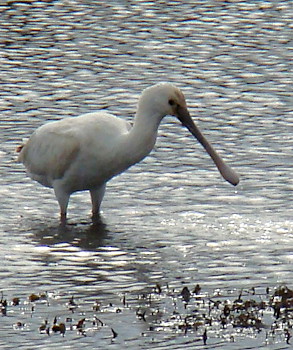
[18,112,132,181]
[19,128,80,180]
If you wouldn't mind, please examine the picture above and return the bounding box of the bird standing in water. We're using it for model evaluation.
[17,83,239,222]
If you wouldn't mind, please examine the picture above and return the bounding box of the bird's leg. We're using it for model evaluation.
[60,212,67,225]
[53,183,70,223]
[90,184,106,219]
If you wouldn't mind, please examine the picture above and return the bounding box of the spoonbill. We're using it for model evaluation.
[17,83,239,222]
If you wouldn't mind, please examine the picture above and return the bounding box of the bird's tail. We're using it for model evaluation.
[16,144,24,153]
[16,141,27,163]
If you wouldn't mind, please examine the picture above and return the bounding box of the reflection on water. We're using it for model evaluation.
[0,0,292,348]
[33,220,108,250]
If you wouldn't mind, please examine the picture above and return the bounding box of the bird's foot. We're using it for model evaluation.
[92,211,102,224]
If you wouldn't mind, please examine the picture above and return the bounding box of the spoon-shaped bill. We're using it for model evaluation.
[177,106,239,186]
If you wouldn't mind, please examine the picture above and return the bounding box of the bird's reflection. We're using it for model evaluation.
[32,216,109,251]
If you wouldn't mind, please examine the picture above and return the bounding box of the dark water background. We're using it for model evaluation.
[0,1,292,349]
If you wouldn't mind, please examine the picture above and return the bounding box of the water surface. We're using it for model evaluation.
[0,1,292,348]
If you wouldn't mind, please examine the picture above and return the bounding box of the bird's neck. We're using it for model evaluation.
[122,109,163,166]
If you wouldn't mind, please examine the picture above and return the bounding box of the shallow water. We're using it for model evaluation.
[0,0,292,348]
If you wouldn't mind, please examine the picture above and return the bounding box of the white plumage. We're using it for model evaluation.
[17,83,239,222]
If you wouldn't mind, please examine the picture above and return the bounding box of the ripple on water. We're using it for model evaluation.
[0,0,292,348]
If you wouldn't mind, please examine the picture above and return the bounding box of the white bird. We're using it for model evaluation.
[17,83,239,222]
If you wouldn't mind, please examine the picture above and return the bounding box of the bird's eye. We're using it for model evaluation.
[168,99,175,106]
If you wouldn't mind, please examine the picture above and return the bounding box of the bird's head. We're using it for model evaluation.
[138,82,239,186]
[139,82,189,121]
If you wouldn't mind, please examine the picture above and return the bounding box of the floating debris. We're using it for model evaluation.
[29,293,47,303]
[93,299,100,312]
[273,285,293,303]
[155,283,162,294]
[52,324,61,333]
[12,297,20,306]
[136,309,146,321]
[15,321,24,328]
[223,303,230,317]
[181,286,191,303]
[76,318,86,336]
[1,299,7,316]
[68,296,78,312]
[59,323,66,337]
[285,329,291,344]
[193,284,201,295]
[232,312,263,329]
[111,328,118,339]
[3,284,292,347]
[76,318,85,330]
[39,320,48,333]
[93,316,104,327]
[203,328,207,345]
